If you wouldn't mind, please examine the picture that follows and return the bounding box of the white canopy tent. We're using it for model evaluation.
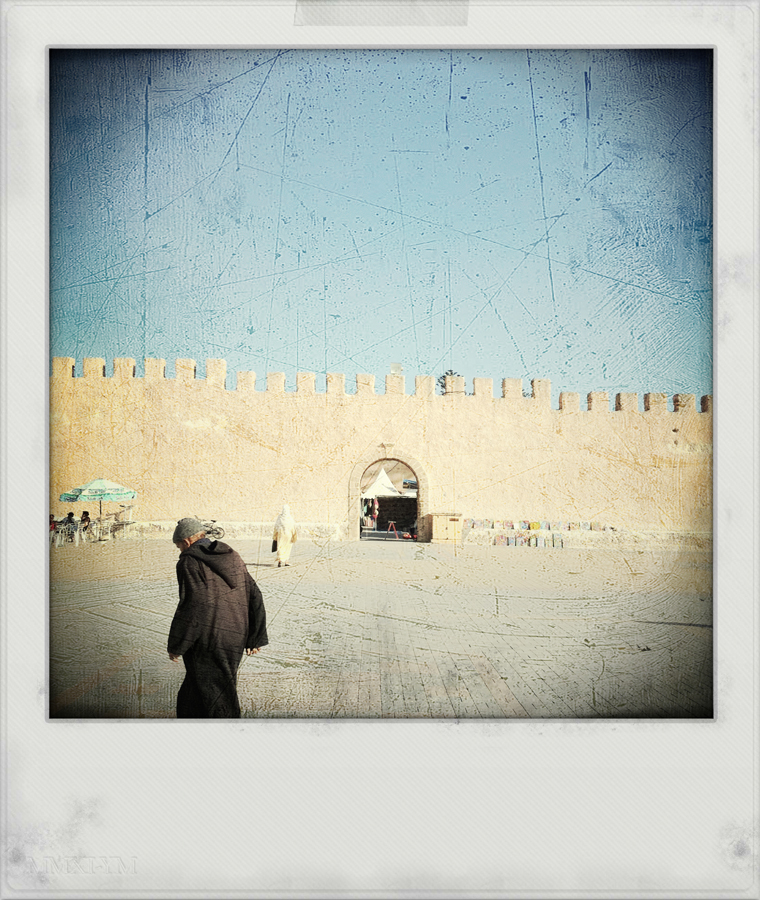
[362,466,401,498]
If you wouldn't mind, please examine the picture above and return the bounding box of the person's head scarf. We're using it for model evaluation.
[275,505,294,530]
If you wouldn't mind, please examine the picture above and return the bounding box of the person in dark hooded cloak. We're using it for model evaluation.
[167,517,268,718]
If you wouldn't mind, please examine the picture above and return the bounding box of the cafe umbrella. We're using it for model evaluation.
[59,478,137,523]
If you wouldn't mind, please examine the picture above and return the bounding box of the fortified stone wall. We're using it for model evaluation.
[50,358,713,539]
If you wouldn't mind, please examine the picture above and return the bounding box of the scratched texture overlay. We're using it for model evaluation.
[49,49,712,395]
[48,48,713,721]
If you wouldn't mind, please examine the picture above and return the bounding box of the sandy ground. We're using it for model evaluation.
[48,532,712,719]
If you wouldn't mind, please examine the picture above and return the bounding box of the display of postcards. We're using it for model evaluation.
[581,521,591,530]
[569,521,580,530]
[483,519,493,529]
[463,518,473,529]
[540,520,550,530]
[591,521,603,531]
[507,537,515,546]
[529,521,540,530]
[519,520,530,530]
[537,537,546,547]
[552,534,564,548]
[503,521,514,530]
[515,535,526,546]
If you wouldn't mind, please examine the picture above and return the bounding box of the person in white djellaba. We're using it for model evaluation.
[272,505,297,567]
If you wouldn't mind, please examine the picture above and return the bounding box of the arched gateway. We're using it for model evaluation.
[348,452,429,542]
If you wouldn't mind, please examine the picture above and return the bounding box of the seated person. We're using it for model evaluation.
[80,511,91,531]
[60,512,78,538]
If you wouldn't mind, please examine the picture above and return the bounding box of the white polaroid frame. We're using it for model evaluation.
[2,2,757,897]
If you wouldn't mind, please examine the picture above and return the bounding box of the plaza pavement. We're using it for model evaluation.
[49,533,713,719]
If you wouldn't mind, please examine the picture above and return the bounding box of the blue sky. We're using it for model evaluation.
[50,48,712,400]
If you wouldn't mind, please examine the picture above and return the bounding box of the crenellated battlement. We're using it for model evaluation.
[52,358,712,413]
[50,356,712,535]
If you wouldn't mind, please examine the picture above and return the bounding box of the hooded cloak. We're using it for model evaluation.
[168,539,268,717]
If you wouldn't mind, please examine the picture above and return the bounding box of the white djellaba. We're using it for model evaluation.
[272,505,297,566]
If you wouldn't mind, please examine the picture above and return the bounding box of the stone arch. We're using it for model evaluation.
[348,451,429,541]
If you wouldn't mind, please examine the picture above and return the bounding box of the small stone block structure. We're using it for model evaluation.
[385,374,404,395]
[673,393,696,412]
[501,378,523,401]
[587,391,609,412]
[297,372,316,394]
[644,393,667,411]
[206,359,227,387]
[559,392,580,411]
[83,358,105,378]
[615,393,638,412]
[423,513,462,544]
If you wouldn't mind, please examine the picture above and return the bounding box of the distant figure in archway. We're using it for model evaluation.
[273,505,298,567]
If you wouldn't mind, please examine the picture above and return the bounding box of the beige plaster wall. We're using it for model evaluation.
[50,358,712,538]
